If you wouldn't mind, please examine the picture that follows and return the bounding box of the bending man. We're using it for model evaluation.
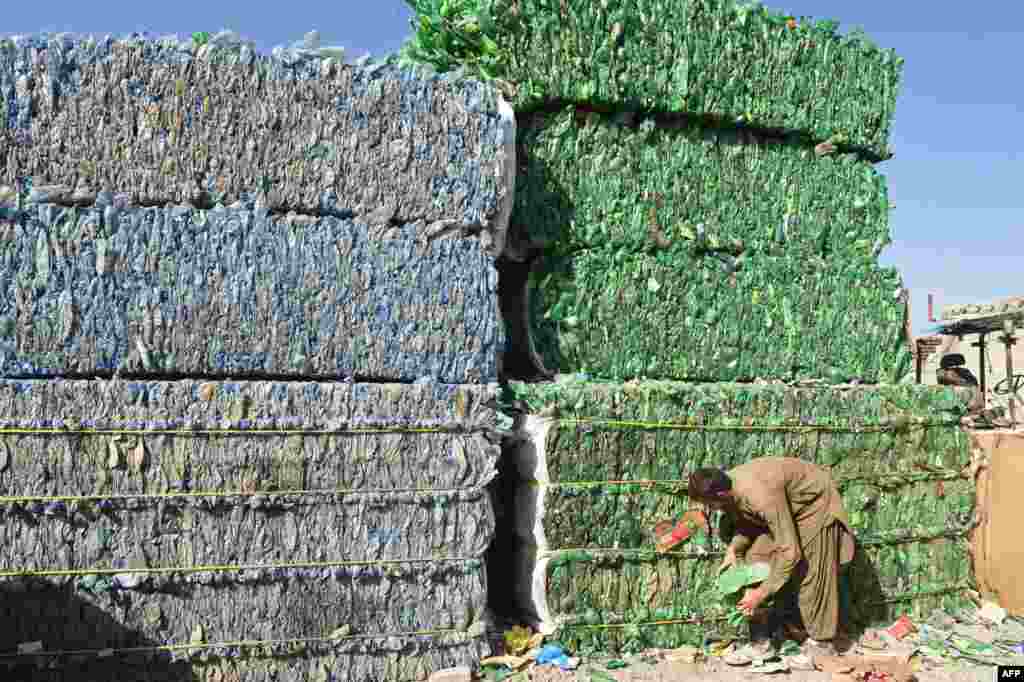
[688,457,856,660]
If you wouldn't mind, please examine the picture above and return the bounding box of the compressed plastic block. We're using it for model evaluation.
[0,31,517,257]
[0,203,503,382]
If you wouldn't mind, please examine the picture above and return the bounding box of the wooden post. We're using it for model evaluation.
[972,333,988,409]
[1001,319,1017,426]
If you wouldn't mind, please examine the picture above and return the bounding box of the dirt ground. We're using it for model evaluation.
[525,655,996,682]
[483,604,1017,682]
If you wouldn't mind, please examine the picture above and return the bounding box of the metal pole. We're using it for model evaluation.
[915,341,923,385]
[972,333,988,409]
[1002,319,1017,427]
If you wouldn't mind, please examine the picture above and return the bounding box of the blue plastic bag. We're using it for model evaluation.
[536,644,577,670]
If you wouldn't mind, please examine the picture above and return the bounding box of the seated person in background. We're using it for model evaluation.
[936,353,984,413]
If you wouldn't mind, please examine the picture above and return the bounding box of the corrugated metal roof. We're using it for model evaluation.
[939,296,1024,335]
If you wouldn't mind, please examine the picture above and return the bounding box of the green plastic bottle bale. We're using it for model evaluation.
[540,535,971,654]
[506,381,971,483]
[504,380,974,654]
[841,477,974,539]
[511,107,892,259]
[544,551,723,628]
[540,477,974,552]
[542,486,693,549]
[524,249,913,383]
[506,380,971,422]
[400,0,902,158]
[557,620,709,657]
[844,538,974,623]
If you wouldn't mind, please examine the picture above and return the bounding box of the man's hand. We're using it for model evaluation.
[718,545,738,574]
[738,587,767,616]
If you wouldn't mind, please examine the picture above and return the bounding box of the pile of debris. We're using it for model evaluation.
[461,601,1021,681]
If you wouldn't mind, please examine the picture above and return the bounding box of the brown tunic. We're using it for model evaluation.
[726,457,855,597]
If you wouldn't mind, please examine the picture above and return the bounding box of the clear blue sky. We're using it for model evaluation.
[7,1,1022,337]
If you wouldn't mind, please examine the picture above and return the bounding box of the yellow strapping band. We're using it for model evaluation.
[0,486,476,505]
[560,586,972,631]
[0,556,479,579]
[541,528,970,559]
[0,427,448,436]
[0,628,472,660]
[531,470,965,489]
[557,418,949,432]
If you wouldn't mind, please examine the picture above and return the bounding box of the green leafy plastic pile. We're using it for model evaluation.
[398,0,971,662]
[400,0,902,157]
[504,380,976,654]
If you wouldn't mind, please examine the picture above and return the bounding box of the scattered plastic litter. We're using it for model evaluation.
[778,640,802,657]
[978,601,1008,625]
[536,644,580,670]
[749,660,789,674]
[661,645,702,663]
[503,626,543,656]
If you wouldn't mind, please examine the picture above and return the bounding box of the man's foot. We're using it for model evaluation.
[786,638,838,670]
[802,638,838,658]
[723,639,779,667]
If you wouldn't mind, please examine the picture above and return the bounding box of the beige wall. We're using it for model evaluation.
[920,332,1024,414]
[971,430,1024,615]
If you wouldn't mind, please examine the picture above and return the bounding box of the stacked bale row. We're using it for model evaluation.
[502,379,976,655]
[406,0,902,157]
[396,0,978,660]
[0,379,501,681]
[511,104,911,383]
[0,30,516,382]
[0,203,502,383]
[510,103,910,382]
[0,31,516,680]
[445,0,907,383]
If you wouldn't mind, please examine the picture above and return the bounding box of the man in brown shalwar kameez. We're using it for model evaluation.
[689,457,856,663]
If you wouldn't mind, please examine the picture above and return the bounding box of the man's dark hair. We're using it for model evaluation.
[939,353,966,369]
[688,468,732,500]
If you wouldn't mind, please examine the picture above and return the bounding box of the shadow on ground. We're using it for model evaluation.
[0,581,193,681]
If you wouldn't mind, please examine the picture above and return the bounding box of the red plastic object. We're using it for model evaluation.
[886,615,916,640]
[654,510,709,553]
